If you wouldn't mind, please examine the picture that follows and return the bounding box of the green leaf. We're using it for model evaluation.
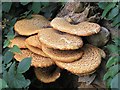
[103,64,120,80]
[12,73,31,88]
[31,2,41,13]
[6,27,15,40]
[2,48,9,55]
[98,2,108,9]
[9,45,21,53]
[119,2,120,9]
[0,78,9,89]
[8,62,16,88]
[106,77,112,88]
[5,62,12,69]
[2,2,12,12]
[41,2,49,7]
[106,56,120,68]
[3,51,14,64]
[107,6,119,20]
[115,23,120,28]
[2,64,5,74]
[17,57,32,73]
[20,10,33,19]
[3,70,8,84]
[20,2,29,5]
[26,14,32,19]
[9,18,17,26]
[112,14,120,26]
[3,39,10,48]
[113,37,120,46]
[41,3,58,18]
[115,23,120,29]
[111,73,120,89]
[106,44,118,54]
[102,3,116,18]
[6,61,31,88]
[0,59,2,73]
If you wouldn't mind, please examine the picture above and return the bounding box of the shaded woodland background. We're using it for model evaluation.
[1,1,120,90]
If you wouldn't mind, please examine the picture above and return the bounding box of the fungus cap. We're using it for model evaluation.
[50,17,101,36]
[42,44,83,62]
[14,15,50,36]
[98,48,106,59]
[34,66,61,83]
[25,35,42,49]
[8,36,26,48]
[25,42,48,57]
[38,28,83,50]
[55,44,101,75]
[14,49,55,68]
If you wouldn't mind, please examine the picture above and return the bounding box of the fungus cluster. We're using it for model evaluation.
[10,14,106,83]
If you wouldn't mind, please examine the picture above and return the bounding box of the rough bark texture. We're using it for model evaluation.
[57,2,100,24]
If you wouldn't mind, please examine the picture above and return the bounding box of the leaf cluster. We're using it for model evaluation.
[103,37,120,89]
[2,2,63,89]
[98,2,120,28]
[2,2,62,19]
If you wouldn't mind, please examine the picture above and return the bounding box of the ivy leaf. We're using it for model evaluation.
[111,73,120,89]
[31,2,41,14]
[0,57,2,73]
[3,39,10,48]
[12,73,31,88]
[9,18,17,26]
[3,70,8,85]
[102,3,116,18]
[17,57,32,73]
[107,6,119,20]
[2,2,12,12]
[106,56,120,68]
[5,62,13,69]
[98,2,108,9]
[115,23,120,28]
[106,44,118,54]
[3,51,14,64]
[41,3,59,18]
[0,78,9,89]
[113,37,120,46]
[6,27,15,40]
[112,14,120,26]
[9,45,21,54]
[8,62,16,88]
[103,64,120,80]
[7,61,31,88]
[106,77,112,88]
[20,10,32,19]
[26,14,32,19]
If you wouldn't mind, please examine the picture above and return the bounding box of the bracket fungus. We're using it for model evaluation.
[11,14,106,84]
[25,35,42,49]
[42,44,83,62]
[34,66,61,83]
[25,42,48,57]
[8,36,27,48]
[38,28,83,50]
[98,48,106,59]
[50,17,101,36]
[55,44,102,75]
[14,15,50,36]
[14,49,55,68]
